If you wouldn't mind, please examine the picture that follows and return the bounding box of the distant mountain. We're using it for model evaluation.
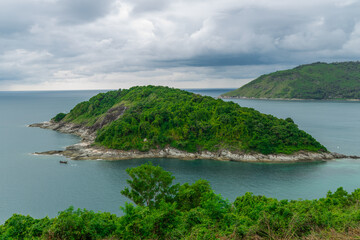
[221,62,360,100]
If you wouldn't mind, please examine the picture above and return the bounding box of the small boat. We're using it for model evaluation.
[59,160,68,164]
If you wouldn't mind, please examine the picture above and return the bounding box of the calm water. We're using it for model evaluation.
[1,89,360,223]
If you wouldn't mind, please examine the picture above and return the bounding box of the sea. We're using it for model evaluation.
[0,89,360,223]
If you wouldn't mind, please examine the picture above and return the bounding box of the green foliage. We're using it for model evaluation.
[54,85,326,154]
[1,164,360,239]
[175,179,213,211]
[52,113,66,122]
[45,207,118,240]
[64,89,126,125]
[0,214,38,239]
[117,201,182,240]
[222,61,360,100]
[121,162,179,208]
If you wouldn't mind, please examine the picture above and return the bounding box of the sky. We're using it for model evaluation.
[1,0,360,90]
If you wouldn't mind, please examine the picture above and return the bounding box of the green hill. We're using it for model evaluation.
[53,85,326,154]
[221,61,360,99]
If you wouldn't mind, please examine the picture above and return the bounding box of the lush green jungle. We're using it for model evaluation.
[221,61,360,99]
[1,163,360,239]
[53,85,326,154]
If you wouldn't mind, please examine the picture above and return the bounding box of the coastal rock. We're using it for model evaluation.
[29,121,96,141]
[29,121,356,162]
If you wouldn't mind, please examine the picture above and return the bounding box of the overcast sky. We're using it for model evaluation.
[0,0,359,90]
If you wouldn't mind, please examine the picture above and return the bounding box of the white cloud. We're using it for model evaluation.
[278,18,347,51]
[0,49,52,63]
[342,22,360,54]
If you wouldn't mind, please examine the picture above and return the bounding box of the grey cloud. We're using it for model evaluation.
[0,1,40,34]
[157,54,266,67]
[57,0,116,24]
[0,71,24,81]
[131,0,169,13]
[1,0,360,90]
[0,0,116,36]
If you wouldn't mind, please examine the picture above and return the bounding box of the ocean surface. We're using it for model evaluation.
[1,89,360,223]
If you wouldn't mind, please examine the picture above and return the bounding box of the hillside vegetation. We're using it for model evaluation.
[54,85,326,154]
[1,164,360,239]
[221,61,360,99]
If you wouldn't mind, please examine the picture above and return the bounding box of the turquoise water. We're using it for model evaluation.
[1,89,360,223]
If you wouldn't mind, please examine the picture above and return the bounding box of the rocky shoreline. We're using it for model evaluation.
[28,121,358,162]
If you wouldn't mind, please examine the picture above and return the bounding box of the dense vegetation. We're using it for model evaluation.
[56,85,326,154]
[1,163,360,239]
[221,61,360,99]
[52,113,66,122]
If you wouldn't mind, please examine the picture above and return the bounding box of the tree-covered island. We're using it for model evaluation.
[221,61,360,100]
[30,85,351,161]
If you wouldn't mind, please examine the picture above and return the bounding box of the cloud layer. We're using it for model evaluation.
[1,0,360,90]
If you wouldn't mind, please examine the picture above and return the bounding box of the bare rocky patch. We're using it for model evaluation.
[89,105,127,132]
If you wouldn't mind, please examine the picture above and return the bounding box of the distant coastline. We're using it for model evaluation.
[220,62,360,100]
[219,96,360,101]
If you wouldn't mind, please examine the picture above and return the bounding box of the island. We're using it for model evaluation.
[29,85,350,162]
[221,61,360,100]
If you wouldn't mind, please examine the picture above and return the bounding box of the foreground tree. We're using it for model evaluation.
[121,162,179,208]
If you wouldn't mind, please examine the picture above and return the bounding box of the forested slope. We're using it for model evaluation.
[221,61,360,99]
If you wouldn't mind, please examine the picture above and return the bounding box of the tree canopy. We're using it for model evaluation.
[120,162,179,208]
